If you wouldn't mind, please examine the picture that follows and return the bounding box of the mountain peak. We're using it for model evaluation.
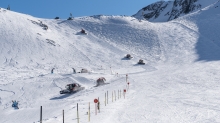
[133,0,218,22]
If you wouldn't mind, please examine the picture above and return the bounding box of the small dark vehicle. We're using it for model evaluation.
[60,83,85,94]
[124,54,133,59]
[95,77,109,87]
[80,29,87,35]
[137,59,145,65]
[81,68,88,73]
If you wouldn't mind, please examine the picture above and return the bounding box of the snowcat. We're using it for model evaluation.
[137,59,145,65]
[94,77,109,87]
[81,68,88,73]
[80,29,88,35]
[124,54,133,59]
[60,83,85,94]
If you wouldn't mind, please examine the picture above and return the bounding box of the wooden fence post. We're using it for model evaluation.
[98,97,100,113]
[77,103,79,123]
[107,91,108,104]
[118,90,119,99]
[114,90,116,101]
[105,93,106,106]
[63,110,64,123]
[40,106,42,123]
[89,102,90,122]
[112,91,113,102]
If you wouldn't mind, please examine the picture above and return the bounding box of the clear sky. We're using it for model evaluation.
[0,0,162,19]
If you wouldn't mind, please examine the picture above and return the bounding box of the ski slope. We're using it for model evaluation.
[1,1,220,122]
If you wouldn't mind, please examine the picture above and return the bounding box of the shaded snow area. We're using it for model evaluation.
[1,1,220,122]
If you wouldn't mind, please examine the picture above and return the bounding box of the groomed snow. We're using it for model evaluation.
[0,1,220,122]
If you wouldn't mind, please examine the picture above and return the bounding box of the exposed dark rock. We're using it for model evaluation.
[133,0,207,22]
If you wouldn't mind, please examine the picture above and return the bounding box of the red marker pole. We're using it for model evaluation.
[123,89,126,99]
[127,82,130,90]
[94,99,98,115]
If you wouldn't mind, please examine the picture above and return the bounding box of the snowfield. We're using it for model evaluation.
[1,1,220,123]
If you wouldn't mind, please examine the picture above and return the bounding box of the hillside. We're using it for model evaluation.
[1,1,220,122]
[133,0,218,22]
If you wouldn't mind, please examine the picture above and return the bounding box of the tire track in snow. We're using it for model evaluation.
[52,78,64,90]
[0,88,15,95]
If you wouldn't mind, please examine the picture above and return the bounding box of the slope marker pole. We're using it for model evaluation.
[40,106,42,123]
[105,93,106,106]
[112,91,113,102]
[77,103,79,123]
[89,102,90,122]
[107,91,108,104]
[63,110,64,123]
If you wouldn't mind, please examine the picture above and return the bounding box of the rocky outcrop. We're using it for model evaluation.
[133,0,217,22]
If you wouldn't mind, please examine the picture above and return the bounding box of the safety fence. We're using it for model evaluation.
[39,74,130,123]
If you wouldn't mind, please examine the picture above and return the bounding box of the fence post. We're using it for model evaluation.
[98,97,100,113]
[63,110,64,123]
[77,103,79,123]
[118,90,119,99]
[40,106,42,123]
[120,90,121,98]
[107,91,108,104]
[105,93,106,106]
[112,91,113,102]
[89,102,90,122]
[114,90,116,101]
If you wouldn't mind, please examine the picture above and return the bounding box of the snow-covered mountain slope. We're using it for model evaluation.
[1,1,220,122]
[1,5,218,70]
[133,0,218,22]
[171,0,220,61]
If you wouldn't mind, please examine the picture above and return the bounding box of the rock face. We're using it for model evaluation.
[168,0,201,20]
[133,0,217,22]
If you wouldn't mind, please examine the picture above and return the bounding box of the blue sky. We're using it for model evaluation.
[0,0,162,19]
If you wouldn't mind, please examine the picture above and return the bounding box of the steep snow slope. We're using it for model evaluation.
[172,0,220,61]
[1,1,220,123]
[0,9,205,68]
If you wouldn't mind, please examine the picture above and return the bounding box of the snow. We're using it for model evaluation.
[1,1,220,122]
[133,0,218,22]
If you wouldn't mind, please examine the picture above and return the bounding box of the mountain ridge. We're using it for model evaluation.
[133,0,218,22]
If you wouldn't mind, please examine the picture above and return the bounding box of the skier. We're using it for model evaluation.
[12,100,19,109]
